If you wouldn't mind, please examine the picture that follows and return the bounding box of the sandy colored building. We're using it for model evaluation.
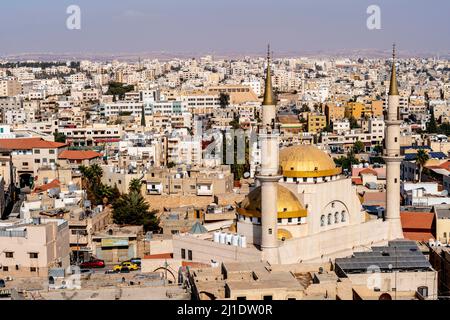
[0,218,70,278]
[307,114,327,133]
[324,104,345,123]
[0,138,67,188]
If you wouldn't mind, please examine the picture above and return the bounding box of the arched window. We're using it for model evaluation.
[327,213,333,225]
[341,211,346,222]
[335,212,340,224]
[320,215,325,227]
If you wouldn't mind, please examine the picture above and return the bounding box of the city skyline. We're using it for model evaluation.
[1,0,450,58]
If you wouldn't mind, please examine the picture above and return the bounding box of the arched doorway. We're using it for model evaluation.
[19,173,33,188]
[379,293,392,300]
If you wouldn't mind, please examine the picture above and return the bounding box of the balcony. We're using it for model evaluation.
[197,184,213,196]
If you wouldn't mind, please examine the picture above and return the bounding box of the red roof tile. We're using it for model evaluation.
[0,138,67,150]
[143,253,173,259]
[34,179,60,192]
[58,150,102,160]
[400,212,435,229]
[359,168,377,176]
[403,231,435,242]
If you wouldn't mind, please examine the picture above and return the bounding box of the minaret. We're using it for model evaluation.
[257,45,281,263]
[262,45,276,127]
[383,44,403,240]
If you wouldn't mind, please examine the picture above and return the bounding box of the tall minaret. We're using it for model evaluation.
[383,44,403,240]
[257,45,281,263]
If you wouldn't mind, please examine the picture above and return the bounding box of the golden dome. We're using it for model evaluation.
[237,185,307,219]
[277,228,293,240]
[279,145,342,178]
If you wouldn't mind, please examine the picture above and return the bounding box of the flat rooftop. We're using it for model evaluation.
[335,240,433,274]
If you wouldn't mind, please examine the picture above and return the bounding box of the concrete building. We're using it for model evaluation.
[335,240,437,300]
[0,218,70,278]
[0,138,67,188]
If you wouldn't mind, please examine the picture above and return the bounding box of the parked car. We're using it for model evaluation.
[113,261,139,272]
[119,267,130,273]
[104,270,116,274]
[130,258,141,267]
[80,259,105,269]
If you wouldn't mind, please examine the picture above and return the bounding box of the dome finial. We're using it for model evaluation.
[262,44,276,106]
[389,43,399,96]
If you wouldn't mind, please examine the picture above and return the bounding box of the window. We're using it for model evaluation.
[341,211,346,222]
[34,149,40,154]
[320,215,325,227]
[288,218,292,223]
[49,149,55,154]
[34,159,40,163]
[268,228,273,235]
[335,212,340,224]
[29,252,39,259]
[328,214,333,225]
[3,266,8,271]
[22,162,29,166]
[263,295,273,300]
[30,267,37,272]
[444,232,447,238]
[5,252,13,258]
[188,250,193,261]
[237,296,247,300]
[181,249,186,259]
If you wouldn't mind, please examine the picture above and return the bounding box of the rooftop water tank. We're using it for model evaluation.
[213,231,220,243]
[240,235,247,248]
[219,232,226,244]
[225,233,233,245]
[232,234,239,246]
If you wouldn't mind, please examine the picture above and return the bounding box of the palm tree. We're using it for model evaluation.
[129,178,143,194]
[89,164,103,185]
[112,191,159,231]
[416,149,429,182]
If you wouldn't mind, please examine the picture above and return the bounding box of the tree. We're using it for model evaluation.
[229,114,241,129]
[349,116,360,129]
[373,144,383,156]
[167,161,176,168]
[427,110,438,133]
[416,149,429,182]
[219,93,230,109]
[129,178,143,194]
[105,82,134,100]
[299,104,310,113]
[112,191,159,231]
[334,150,359,171]
[78,164,112,206]
[353,141,365,154]
[53,131,67,143]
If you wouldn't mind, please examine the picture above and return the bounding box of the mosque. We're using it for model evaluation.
[173,46,404,265]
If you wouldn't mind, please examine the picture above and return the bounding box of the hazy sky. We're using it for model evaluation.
[0,0,449,55]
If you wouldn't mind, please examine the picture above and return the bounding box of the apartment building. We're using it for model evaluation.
[144,165,233,197]
[0,138,67,187]
[307,114,327,133]
[324,104,345,123]
[0,79,22,97]
[0,217,70,278]
[60,124,122,147]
